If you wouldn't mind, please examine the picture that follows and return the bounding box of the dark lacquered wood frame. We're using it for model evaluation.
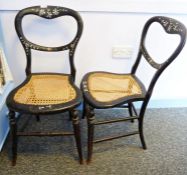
[81,16,187,164]
[6,6,84,166]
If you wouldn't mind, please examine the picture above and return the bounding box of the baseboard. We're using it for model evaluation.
[147,99,187,108]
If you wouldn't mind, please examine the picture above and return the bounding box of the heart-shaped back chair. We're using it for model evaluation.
[6,6,83,166]
[81,16,186,163]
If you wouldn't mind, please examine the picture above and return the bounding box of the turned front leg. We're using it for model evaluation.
[71,109,83,164]
[87,105,95,164]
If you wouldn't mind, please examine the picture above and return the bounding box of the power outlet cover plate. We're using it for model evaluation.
[112,45,133,58]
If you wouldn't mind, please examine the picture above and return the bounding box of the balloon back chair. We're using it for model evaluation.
[6,6,83,166]
[81,16,186,163]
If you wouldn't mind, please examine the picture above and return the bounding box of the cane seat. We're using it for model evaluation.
[15,75,76,105]
[7,74,81,114]
[82,72,145,107]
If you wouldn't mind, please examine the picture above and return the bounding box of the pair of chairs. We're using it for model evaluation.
[6,6,186,166]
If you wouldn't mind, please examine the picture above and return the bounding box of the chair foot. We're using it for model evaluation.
[139,118,147,150]
[140,133,147,150]
[86,159,92,165]
[79,159,84,165]
[142,144,147,150]
[139,129,147,149]
[12,158,17,166]
[87,124,94,164]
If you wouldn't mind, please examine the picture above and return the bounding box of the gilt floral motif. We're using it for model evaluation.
[158,17,183,33]
[31,7,68,18]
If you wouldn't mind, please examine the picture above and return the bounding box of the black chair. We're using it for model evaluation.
[81,16,186,163]
[6,6,83,165]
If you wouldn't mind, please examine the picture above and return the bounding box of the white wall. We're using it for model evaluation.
[1,1,187,107]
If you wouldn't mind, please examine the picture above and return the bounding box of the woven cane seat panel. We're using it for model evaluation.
[14,74,76,105]
[87,73,142,102]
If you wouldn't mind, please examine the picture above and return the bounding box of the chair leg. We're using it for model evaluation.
[138,118,147,149]
[128,103,134,123]
[87,105,95,164]
[82,100,86,119]
[131,103,138,116]
[36,115,40,122]
[71,110,83,164]
[8,110,17,166]
[69,111,72,121]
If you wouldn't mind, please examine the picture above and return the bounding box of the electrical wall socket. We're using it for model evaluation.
[112,45,133,58]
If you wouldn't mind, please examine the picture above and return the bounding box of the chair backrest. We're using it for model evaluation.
[15,6,83,81]
[131,16,186,98]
